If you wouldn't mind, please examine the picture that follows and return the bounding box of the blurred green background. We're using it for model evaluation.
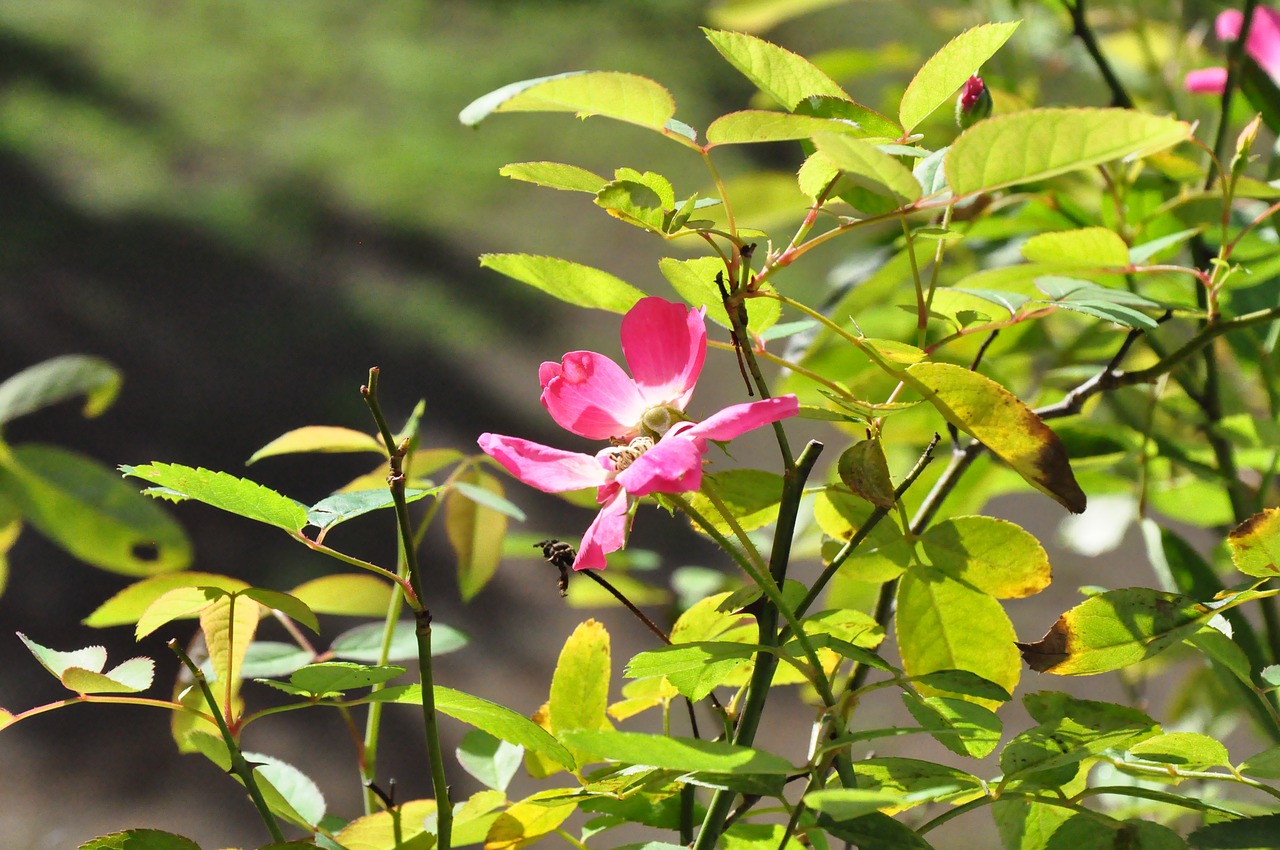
[0,1,1229,846]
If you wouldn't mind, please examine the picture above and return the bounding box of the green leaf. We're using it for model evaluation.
[814,811,936,850]
[946,108,1190,196]
[306,486,439,534]
[703,28,848,110]
[240,588,319,634]
[837,438,896,509]
[626,641,760,702]
[794,94,903,139]
[447,470,511,601]
[330,619,467,662]
[813,134,921,205]
[18,632,154,695]
[0,445,191,576]
[683,469,784,537]
[1017,588,1218,675]
[896,568,1021,707]
[83,572,248,628]
[706,110,878,145]
[564,729,793,775]
[78,830,202,850]
[1227,508,1280,577]
[899,21,1019,133]
[270,662,405,697]
[1001,707,1157,783]
[902,692,1002,758]
[1125,732,1230,770]
[847,756,983,804]
[479,253,646,314]
[246,425,387,464]
[657,256,780,335]
[909,669,1012,703]
[459,70,676,133]
[595,179,667,231]
[500,161,608,193]
[0,355,122,426]
[901,362,1086,513]
[245,752,325,828]
[920,516,1051,599]
[1021,227,1131,267]
[452,478,527,520]
[120,462,308,532]
[238,642,313,679]
[135,586,228,639]
[1189,814,1280,850]
[457,729,523,792]
[1240,745,1280,778]
[367,684,575,770]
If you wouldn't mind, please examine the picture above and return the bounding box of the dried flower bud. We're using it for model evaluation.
[956,75,993,129]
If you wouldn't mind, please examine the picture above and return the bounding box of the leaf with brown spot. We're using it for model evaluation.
[1018,588,1214,675]
[1228,508,1280,577]
[902,362,1086,513]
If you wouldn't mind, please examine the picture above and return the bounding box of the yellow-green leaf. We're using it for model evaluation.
[549,619,611,771]
[460,71,676,133]
[479,254,646,314]
[703,28,849,109]
[921,516,1051,599]
[658,256,781,335]
[813,134,921,205]
[247,426,387,465]
[201,593,260,715]
[289,574,394,617]
[335,799,436,850]
[447,469,509,601]
[902,362,1086,513]
[0,354,121,425]
[837,438,896,509]
[1228,508,1280,577]
[706,110,876,145]
[500,161,608,193]
[85,572,248,628]
[946,108,1191,196]
[896,569,1020,708]
[136,585,230,639]
[899,22,1020,133]
[1020,227,1131,268]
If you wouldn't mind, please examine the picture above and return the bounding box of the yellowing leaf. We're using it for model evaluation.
[85,572,248,629]
[447,470,510,601]
[247,426,387,464]
[201,593,260,719]
[1018,588,1215,675]
[549,619,611,771]
[336,799,436,850]
[921,516,1051,599]
[485,789,578,850]
[1228,508,1280,577]
[902,362,1086,513]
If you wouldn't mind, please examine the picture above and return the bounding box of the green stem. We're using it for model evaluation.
[692,441,824,850]
[169,639,285,844]
[362,368,452,850]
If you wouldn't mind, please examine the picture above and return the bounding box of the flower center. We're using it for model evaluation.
[609,435,654,472]
[640,405,678,438]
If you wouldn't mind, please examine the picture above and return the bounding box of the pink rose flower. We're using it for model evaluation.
[479,297,799,571]
[1186,7,1280,93]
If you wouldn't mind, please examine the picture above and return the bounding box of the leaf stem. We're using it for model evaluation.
[168,639,285,844]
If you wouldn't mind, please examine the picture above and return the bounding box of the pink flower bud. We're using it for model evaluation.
[956,75,993,128]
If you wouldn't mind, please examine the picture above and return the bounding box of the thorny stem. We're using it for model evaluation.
[362,368,452,850]
[169,639,285,844]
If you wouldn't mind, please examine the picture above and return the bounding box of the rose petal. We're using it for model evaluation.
[1185,67,1229,93]
[616,434,705,496]
[684,395,800,442]
[1245,8,1280,78]
[477,433,608,492]
[574,489,630,570]
[540,351,648,440]
[621,297,707,411]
